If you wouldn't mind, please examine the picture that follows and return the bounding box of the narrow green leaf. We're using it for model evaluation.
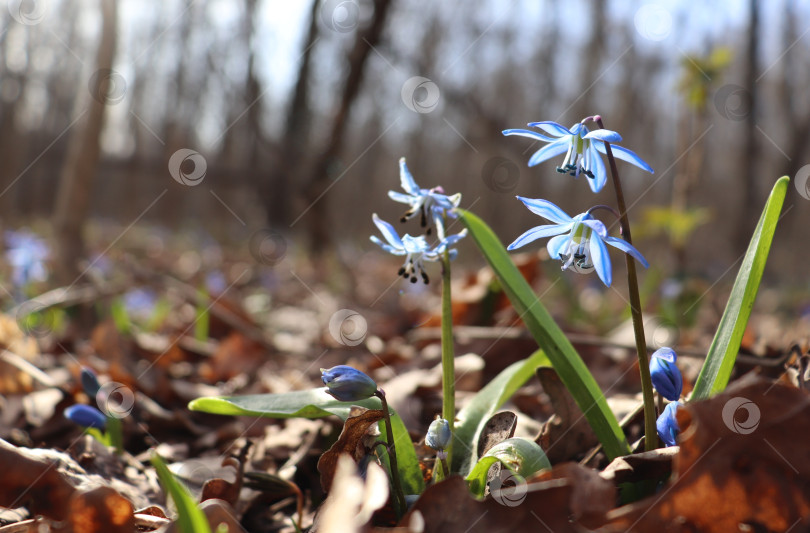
[465,438,550,499]
[188,389,424,494]
[151,452,212,533]
[452,349,550,474]
[692,176,789,399]
[458,209,630,460]
[194,287,210,342]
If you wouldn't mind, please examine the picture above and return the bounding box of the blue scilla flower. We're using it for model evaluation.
[503,121,653,193]
[388,158,461,239]
[80,367,101,398]
[507,197,648,287]
[320,365,378,402]
[123,288,156,321]
[5,230,49,287]
[657,401,681,447]
[370,214,466,284]
[425,417,451,451]
[65,404,107,430]
[650,347,683,401]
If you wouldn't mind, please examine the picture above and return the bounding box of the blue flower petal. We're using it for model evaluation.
[372,214,404,248]
[582,148,605,193]
[515,197,573,225]
[656,402,681,447]
[528,139,569,167]
[546,234,569,259]
[652,347,677,364]
[590,146,607,191]
[65,404,107,430]
[589,234,612,286]
[508,224,571,250]
[581,218,608,239]
[527,121,572,137]
[388,190,414,204]
[584,129,622,143]
[370,236,405,255]
[502,128,559,143]
[398,158,420,194]
[604,237,650,268]
[442,229,467,246]
[593,141,654,173]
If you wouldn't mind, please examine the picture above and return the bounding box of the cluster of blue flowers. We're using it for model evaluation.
[649,347,683,447]
[64,367,107,430]
[503,120,652,287]
[370,158,466,284]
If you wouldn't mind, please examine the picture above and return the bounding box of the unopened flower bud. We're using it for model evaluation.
[320,365,378,402]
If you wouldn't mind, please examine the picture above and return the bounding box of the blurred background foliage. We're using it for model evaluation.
[1,0,809,295]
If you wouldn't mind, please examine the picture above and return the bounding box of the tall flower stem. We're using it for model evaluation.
[595,116,657,452]
[440,250,455,469]
[375,389,407,514]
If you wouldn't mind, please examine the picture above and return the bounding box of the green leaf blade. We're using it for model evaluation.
[452,349,550,473]
[151,452,212,533]
[691,176,789,399]
[458,209,630,460]
[188,389,424,494]
[465,438,551,499]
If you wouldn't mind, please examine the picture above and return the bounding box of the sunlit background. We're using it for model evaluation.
[1,0,809,302]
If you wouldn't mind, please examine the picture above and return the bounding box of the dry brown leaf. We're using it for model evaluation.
[530,463,615,528]
[607,377,810,532]
[68,486,135,533]
[0,314,40,394]
[0,438,77,521]
[536,367,599,462]
[477,411,517,458]
[317,408,384,492]
[398,475,577,533]
[198,332,265,383]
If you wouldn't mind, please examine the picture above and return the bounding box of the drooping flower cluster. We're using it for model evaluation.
[371,158,466,283]
[503,118,653,286]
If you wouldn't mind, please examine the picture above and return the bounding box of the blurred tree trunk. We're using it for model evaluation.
[301,0,394,256]
[261,0,320,228]
[735,0,759,254]
[53,0,117,285]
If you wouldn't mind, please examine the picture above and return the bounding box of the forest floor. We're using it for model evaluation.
[1,241,809,533]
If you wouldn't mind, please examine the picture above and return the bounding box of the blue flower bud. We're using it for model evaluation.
[650,347,683,401]
[425,417,451,451]
[320,365,378,402]
[80,367,101,398]
[65,404,107,430]
[656,401,681,447]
